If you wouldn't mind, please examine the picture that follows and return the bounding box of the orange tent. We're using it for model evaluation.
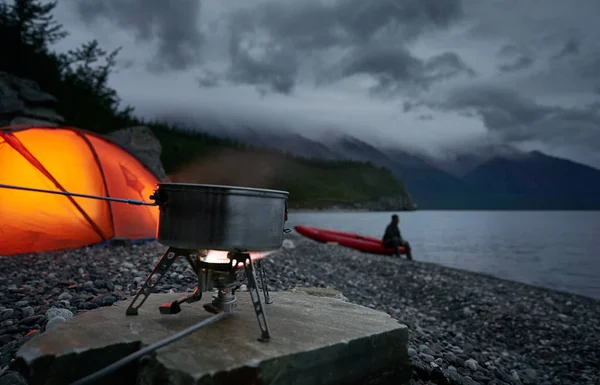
[0,125,160,255]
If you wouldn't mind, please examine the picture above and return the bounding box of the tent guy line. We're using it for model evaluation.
[0,183,157,206]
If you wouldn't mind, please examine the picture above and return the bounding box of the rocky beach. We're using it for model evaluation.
[0,233,599,385]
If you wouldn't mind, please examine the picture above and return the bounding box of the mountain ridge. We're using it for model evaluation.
[173,122,600,210]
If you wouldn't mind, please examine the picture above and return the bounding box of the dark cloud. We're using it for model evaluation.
[218,0,464,94]
[224,17,299,95]
[580,53,600,80]
[430,85,600,148]
[552,37,581,60]
[495,42,535,73]
[498,55,534,73]
[339,47,475,96]
[341,45,423,93]
[233,0,464,50]
[497,44,520,57]
[76,0,203,72]
[333,0,464,43]
[425,52,477,80]
[196,70,220,88]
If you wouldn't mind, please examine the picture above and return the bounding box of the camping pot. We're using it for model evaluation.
[150,183,289,252]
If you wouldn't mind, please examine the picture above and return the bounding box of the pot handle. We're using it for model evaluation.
[283,199,292,233]
[149,189,167,206]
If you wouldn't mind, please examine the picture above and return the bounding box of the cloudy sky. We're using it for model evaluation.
[52,0,600,167]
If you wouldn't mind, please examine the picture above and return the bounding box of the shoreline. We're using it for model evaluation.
[1,237,599,384]
[289,208,600,212]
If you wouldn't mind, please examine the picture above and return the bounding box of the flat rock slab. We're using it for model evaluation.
[15,289,410,385]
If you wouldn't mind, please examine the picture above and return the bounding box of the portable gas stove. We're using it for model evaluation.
[125,247,273,341]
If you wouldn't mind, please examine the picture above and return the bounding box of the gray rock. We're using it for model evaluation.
[523,368,537,381]
[510,369,522,384]
[45,308,73,321]
[58,292,72,301]
[18,291,411,385]
[0,310,14,321]
[464,358,478,371]
[20,315,45,327]
[420,353,435,363]
[21,307,34,318]
[22,107,64,122]
[0,371,28,385]
[444,351,457,364]
[408,347,417,357]
[45,316,67,332]
[107,126,168,181]
[0,72,63,123]
[0,320,13,328]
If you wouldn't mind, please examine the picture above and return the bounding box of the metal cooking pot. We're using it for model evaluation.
[151,183,289,252]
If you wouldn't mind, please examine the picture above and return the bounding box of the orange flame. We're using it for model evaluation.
[204,250,273,267]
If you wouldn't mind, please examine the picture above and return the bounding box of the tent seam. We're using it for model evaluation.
[1,124,165,181]
[72,129,117,239]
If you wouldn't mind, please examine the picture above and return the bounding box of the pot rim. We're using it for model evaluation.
[156,182,289,197]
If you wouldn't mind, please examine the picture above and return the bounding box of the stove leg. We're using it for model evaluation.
[243,255,271,342]
[256,259,272,305]
[126,247,179,316]
[158,253,205,314]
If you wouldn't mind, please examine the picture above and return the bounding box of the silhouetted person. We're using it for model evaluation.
[382,214,412,260]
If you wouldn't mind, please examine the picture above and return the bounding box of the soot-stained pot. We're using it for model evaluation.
[150,183,289,252]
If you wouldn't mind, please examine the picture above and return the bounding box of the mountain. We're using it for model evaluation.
[423,145,527,177]
[462,151,600,209]
[218,126,340,161]
[326,135,486,209]
[157,115,600,210]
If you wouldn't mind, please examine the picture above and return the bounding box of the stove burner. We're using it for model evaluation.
[125,247,273,342]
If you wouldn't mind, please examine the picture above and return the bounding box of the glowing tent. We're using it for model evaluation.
[0,125,160,256]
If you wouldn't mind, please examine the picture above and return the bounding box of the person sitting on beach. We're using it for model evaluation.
[382,214,413,260]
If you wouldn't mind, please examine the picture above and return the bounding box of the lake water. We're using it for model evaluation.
[286,211,600,300]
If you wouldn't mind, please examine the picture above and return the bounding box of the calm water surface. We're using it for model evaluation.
[286,211,600,300]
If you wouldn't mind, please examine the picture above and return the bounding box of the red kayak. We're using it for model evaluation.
[293,225,406,256]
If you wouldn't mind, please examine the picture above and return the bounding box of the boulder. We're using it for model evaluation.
[107,126,169,181]
[15,289,411,385]
[0,72,63,126]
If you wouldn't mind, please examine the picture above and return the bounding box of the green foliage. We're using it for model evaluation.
[0,0,135,132]
[275,161,408,208]
[0,0,408,207]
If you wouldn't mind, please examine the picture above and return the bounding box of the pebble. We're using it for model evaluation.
[465,358,479,371]
[57,292,72,301]
[45,316,67,331]
[0,310,13,321]
[45,308,73,321]
[419,353,435,363]
[21,307,34,318]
